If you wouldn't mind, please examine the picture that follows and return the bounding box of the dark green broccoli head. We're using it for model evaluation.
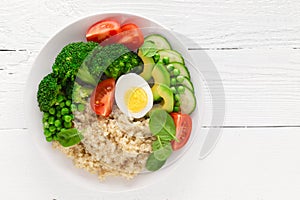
[84,43,143,79]
[52,42,99,84]
[82,45,104,79]
[37,73,61,112]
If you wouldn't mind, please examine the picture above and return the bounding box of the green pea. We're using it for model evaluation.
[70,114,74,119]
[48,116,55,125]
[43,122,49,129]
[60,128,66,132]
[166,64,174,72]
[77,104,85,112]
[70,104,77,112]
[61,107,69,115]
[63,115,72,123]
[64,121,72,128]
[176,75,184,83]
[59,102,65,108]
[49,125,56,132]
[173,106,180,112]
[175,101,181,107]
[43,112,49,119]
[44,129,52,137]
[65,100,72,107]
[174,94,180,101]
[153,53,160,63]
[54,120,62,128]
[49,108,55,115]
[173,69,180,76]
[177,86,185,94]
[170,78,177,85]
[46,136,53,142]
[162,57,170,65]
[170,86,177,94]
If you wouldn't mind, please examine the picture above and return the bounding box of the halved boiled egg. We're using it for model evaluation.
[115,73,153,118]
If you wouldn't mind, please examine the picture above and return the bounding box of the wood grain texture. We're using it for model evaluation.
[1,128,300,199]
[197,49,300,126]
[1,0,300,49]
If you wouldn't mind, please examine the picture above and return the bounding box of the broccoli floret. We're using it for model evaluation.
[52,42,99,86]
[72,82,93,104]
[84,43,143,79]
[37,73,61,112]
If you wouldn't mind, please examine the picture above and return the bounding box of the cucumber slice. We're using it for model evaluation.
[171,62,190,79]
[144,34,171,50]
[157,50,184,64]
[180,77,194,91]
[178,87,196,114]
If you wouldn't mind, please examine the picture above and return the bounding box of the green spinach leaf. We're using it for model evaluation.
[152,136,170,151]
[153,142,173,161]
[149,109,177,140]
[147,109,178,171]
[57,128,83,147]
[146,153,166,171]
[149,109,167,135]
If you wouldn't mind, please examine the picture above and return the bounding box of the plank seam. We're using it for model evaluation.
[0,128,28,131]
[203,125,300,128]
[0,49,27,51]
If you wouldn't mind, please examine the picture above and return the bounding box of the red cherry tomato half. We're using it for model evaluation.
[117,23,144,50]
[86,20,121,43]
[90,78,115,117]
[170,113,193,151]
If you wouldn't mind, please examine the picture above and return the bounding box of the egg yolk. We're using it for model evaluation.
[125,87,148,113]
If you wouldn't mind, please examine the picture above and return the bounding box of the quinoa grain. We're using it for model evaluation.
[52,105,155,180]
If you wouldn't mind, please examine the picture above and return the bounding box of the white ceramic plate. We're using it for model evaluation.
[25,12,204,192]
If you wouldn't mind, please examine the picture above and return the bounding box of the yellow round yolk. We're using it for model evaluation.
[125,87,148,113]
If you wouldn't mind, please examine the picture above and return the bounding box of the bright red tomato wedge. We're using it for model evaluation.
[170,113,193,150]
[117,23,144,50]
[86,20,121,43]
[90,78,115,117]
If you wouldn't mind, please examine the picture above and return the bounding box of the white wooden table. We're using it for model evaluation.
[2,0,300,199]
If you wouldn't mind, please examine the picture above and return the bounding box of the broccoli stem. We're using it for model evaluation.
[76,64,98,86]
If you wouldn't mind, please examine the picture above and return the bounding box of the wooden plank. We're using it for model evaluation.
[1,0,300,49]
[1,128,300,199]
[1,49,300,128]
[0,50,33,129]
[198,49,300,126]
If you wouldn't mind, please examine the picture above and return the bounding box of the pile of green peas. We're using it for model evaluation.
[159,55,184,112]
[42,94,85,142]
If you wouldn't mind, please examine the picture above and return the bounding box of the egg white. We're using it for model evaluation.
[115,73,153,118]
